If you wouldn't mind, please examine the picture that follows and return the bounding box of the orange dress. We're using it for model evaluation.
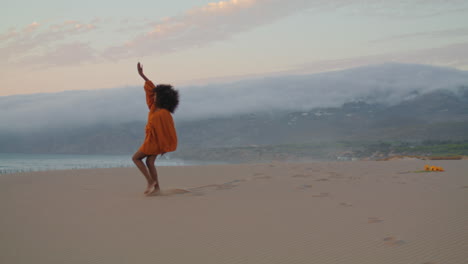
[138,80,178,155]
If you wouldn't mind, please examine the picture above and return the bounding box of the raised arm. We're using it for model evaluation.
[137,62,149,82]
[138,62,156,109]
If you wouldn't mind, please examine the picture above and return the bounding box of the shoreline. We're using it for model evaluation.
[0,152,228,175]
[2,154,466,175]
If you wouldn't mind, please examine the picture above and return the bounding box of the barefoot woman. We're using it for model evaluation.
[132,62,179,195]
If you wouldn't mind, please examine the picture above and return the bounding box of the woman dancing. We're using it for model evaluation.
[132,62,179,196]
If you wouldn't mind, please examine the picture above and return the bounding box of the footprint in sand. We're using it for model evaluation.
[315,178,329,182]
[80,186,96,191]
[255,175,272,180]
[311,168,325,174]
[253,172,273,180]
[145,175,255,197]
[157,189,191,196]
[186,179,245,194]
[145,188,191,197]
[149,179,247,197]
[368,217,383,223]
[311,192,329,198]
[215,179,246,189]
[328,172,343,179]
[292,174,312,178]
[245,173,266,181]
[297,184,313,190]
[462,185,468,189]
[339,202,352,207]
[383,236,405,246]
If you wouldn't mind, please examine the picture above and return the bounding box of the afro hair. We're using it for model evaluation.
[153,84,179,113]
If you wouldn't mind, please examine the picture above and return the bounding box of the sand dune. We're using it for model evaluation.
[1,160,467,264]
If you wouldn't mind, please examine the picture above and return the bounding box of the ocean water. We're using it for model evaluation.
[0,153,202,174]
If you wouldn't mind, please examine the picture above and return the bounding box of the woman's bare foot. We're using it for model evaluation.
[143,182,156,195]
[148,182,160,196]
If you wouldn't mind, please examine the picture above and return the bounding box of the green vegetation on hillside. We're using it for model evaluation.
[173,140,468,163]
[394,140,468,157]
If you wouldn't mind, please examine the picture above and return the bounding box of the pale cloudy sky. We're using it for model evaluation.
[1,0,468,96]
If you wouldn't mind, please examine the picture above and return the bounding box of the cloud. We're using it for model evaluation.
[371,27,468,43]
[0,87,148,132]
[23,21,40,33]
[81,0,468,62]
[175,63,468,121]
[102,0,322,59]
[1,63,467,133]
[0,20,99,66]
[19,42,98,67]
[2,0,467,68]
[293,42,468,74]
[184,41,468,84]
[340,1,468,19]
[110,0,468,59]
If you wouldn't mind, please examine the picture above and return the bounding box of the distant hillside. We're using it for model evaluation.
[1,86,467,158]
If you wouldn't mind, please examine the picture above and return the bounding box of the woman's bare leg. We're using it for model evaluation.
[132,151,156,195]
[146,155,160,194]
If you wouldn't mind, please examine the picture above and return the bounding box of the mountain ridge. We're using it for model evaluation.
[1,86,467,156]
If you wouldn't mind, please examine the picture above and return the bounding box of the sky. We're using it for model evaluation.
[1,0,468,96]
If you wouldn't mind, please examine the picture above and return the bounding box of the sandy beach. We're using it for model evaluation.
[1,160,467,264]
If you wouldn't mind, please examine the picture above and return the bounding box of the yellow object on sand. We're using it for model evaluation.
[424,165,444,172]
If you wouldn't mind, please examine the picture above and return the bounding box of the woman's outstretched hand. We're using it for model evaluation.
[137,62,149,81]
